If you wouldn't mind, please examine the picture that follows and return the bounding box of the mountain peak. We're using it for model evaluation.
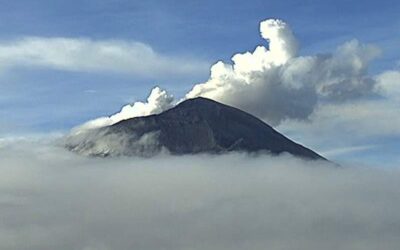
[169,97,228,111]
[66,97,326,160]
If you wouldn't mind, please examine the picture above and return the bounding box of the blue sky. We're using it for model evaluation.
[1,0,398,61]
[0,0,399,165]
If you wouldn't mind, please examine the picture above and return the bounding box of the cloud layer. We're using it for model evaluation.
[1,140,400,250]
[0,37,208,77]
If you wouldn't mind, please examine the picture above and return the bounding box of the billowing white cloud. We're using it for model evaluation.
[185,21,380,124]
[0,37,209,77]
[78,18,382,130]
[1,140,400,250]
[72,86,173,133]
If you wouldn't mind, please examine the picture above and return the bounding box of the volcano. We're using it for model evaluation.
[66,97,326,160]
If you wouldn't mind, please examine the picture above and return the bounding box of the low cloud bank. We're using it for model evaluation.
[0,140,399,250]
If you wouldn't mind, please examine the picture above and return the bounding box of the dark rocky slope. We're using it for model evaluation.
[66,97,326,160]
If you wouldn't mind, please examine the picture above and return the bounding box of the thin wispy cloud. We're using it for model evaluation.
[0,37,209,78]
[321,144,378,157]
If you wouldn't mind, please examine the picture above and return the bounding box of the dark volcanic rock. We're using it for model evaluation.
[66,97,326,160]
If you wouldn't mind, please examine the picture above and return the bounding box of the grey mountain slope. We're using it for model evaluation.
[66,97,326,160]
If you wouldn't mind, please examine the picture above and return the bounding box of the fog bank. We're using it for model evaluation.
[0,140,399,250]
